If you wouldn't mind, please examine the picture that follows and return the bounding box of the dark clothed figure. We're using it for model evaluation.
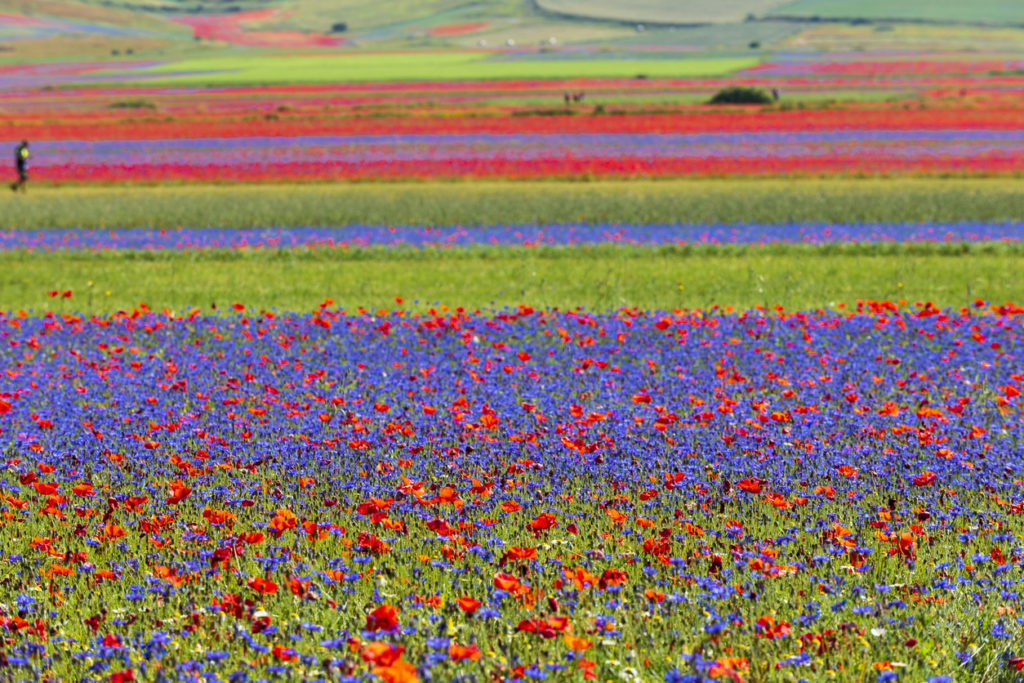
[11,141,28,193]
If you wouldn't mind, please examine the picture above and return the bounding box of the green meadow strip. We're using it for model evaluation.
[2,246,1022,314]
[98,53,759,86]
[1,178,1023,229]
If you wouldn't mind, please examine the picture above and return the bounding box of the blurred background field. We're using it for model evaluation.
[6,4,1024,682]
[2,179,1023,229]
[3,0,1024,313]
[4,0,1024,70]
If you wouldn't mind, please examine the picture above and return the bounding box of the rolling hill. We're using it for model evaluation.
[536,0,791,26]
[1,0,1023,62]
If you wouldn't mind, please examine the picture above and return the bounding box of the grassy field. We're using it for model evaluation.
[122,52,757,85]
[1,179,1022,229]
[771,0,1024,24]
[609,20,803,48]
[537,0,791,25]
[2,244,1021,313]
[782,22,1024,52]
[0,0,180,33]
[8,0,1024,65]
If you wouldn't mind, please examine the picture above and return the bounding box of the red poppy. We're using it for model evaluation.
[755,615,791,639]
[165,481,192,505]
[271,645,296,661]
[448,642,481,662]
[736,478,762,494]
[564,634,593,651]
[599,568,628,589]
[456,596,481,614]
[373,659,418,683]
[365,603,400,632]
[361,642,404,666]
[529,513,557,531]
[247,577,278,594]
[493,572,520,591]
[504,546,537,561]
[912,471,936,486]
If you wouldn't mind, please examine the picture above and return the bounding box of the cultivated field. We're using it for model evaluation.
[3,3,1024,682]
[536,0,791,25]
[771,0,1024,25]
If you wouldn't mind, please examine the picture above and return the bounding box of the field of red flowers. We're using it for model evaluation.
[1,302,1023,682]
[3,50,1024,683]
[3,61,1024,183]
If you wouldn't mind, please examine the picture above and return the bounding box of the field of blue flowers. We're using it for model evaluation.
[5,222,1024,251]
[1,299,1022,681]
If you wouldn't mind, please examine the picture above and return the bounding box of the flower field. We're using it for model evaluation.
[5,221,1024,252]
[19,128,1024,184]
[3,59,1024,183]
[4,39,1024,683]
[1,301,1023,682]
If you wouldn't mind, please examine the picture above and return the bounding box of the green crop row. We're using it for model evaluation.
[112,53,757,86]
[3,245,1021,314]
[2,178,1023,229]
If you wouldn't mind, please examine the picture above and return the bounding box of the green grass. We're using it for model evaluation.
[2,179,1023,229]
[771,0,1024,24]
[607,20,802,48]
[111,52,757,85]
[3,244,1022,314]
[537,0,791,25]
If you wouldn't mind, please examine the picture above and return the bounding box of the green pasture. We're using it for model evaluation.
[608,20,803,49]
[2,244,1022,314]
[114,52,757,85]
[537,0,790,25]
[771,0,1024,24]
[11,0,1024,68]
[1,179,1021,229]
[778,22,1024,53]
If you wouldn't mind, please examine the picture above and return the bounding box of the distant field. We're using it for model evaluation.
[609,20,802,48]
[0,0,177,32]
[537,0,791,25]
[782,23,1024,52]
[9,0,1024,60]
[123,52,757,84]
[771,0,1024,24]
[1,179,1022,229]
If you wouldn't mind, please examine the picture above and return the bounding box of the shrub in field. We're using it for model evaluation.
[709,85,774,104]
[108,99,156,109]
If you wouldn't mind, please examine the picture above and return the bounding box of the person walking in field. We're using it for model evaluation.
[11,140,29,192]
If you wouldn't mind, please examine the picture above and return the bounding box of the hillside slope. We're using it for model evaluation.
[3,0,1023,62]
[536,0,791,25]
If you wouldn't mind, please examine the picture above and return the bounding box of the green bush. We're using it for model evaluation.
[108,99,156,110]
[709,86,773,105]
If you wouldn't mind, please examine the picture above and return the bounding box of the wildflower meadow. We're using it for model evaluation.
[3,3,1024,682]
